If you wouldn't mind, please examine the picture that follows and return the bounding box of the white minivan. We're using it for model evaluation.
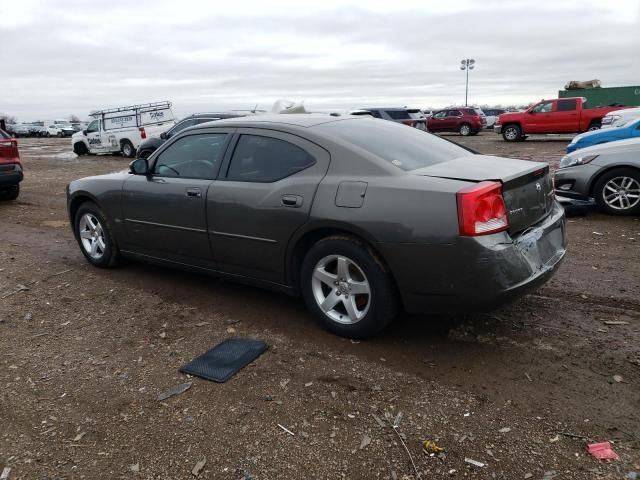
[601,107,640,129]
[71,101,176,157]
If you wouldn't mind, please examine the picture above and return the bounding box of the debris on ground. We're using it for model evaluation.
[191,457,206,477]
[130,463,140,472]
[422,440,445,454]
[586,441,619,461]
[604,320,629,325]
[157,382,192,401]
[278,424,295,436]
[499,427,512,433]
[464,457,486,467]
[613,375,624,383]
[359,434,371,450]
[0,467,11,480]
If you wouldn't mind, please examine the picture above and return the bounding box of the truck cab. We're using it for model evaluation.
[72,101,176,157]
[494,97,627,141]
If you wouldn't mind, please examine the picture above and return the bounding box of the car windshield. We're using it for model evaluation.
[318,119,471,171]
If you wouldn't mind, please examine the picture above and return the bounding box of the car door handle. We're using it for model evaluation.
[186,188,202,198]
[281,194,303,207]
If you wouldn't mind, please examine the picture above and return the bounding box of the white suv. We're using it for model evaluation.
[601,107,640,129]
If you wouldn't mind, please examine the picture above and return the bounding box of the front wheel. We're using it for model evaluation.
[74,202,120,267]
[587,121,601,131]
[593,168,640,215]
[459,123,472,136]
[301,237,398,339]
[57,132,63,138]
[73,142,89,156]
[502,124,522,141]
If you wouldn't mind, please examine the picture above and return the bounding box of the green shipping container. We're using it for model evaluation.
[558,85,640,108]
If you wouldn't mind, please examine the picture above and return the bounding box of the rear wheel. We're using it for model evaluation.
[120,140,135,158]
[57,132,63,138]
[74,202,120,267]
[502,124,522,141]
[459,123,472,136]
[593,168,640,215]
[301,236,398,339]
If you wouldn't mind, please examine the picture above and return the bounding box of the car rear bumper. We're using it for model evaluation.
[0,164,23,187]
[380,202,567,314]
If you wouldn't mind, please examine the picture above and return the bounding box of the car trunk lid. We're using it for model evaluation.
[412,154,554,234]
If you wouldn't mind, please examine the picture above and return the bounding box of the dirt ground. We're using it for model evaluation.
[1,133,639,479]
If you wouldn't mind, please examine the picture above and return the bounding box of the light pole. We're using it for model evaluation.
[460,58,475,106]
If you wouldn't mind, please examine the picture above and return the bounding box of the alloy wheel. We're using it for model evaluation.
[460,125,471,136]
[311,255,371,325]
[603,176,640,210]
[78,213,106,259]
[504,127,518,140]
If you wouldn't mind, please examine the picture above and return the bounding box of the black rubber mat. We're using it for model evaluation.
[180,338,268,383]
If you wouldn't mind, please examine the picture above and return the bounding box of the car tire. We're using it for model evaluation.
[73,142,89,156]
[1,185,19,201]
[502,124,522,141]
[300,236,398,339]
[45,132,51,137]
[120,140,135,158]
[73,202,120,268]
[587,121,601,132]
[137,149,153,160]
[459,123,472,136]
[57,132,63,138]
[593,167,640,216]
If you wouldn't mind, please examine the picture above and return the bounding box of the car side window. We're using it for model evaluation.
[153,133,227,179]
[226,135,316,183]
[168,119,196,137]
[447,110,461,117]
[433,111,447,118]
[367,110,382,119]
[532,101,553,113]
[557,99,577,112]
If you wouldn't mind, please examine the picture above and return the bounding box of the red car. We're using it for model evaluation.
[0,128,23,200]
[494,97,627,142]
[427,107,486,136]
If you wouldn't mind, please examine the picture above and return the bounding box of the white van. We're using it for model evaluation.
[601,107,640,129]
[71,101,176,157]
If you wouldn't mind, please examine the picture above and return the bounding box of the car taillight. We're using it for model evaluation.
[457,181,509,236]
[139,127,146,139]
[473,115,481,122]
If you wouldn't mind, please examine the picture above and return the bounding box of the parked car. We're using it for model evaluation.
[72,101,176,157]
[8,124,31,137]
[28,123,43,136]
[555,137,640,215]
[407,108,428,131]
[357,108,427,129]
[482,108,506,129]
[567,118,640,153]
[601,107,640,129]
[427,107,486,136]
[67,115,566,338]
[494,97,626,141]
[136,112,244,159]
[0,128,23,200]
[43,123,75,137]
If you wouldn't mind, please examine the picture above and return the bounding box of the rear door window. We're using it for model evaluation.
[447,110,462,117]
[432,111,447,119]
[226,135,316,182]
[385,110,411,120]
[557,99,577,112]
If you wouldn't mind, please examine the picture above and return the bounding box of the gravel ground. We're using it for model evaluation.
[1,134,639,479]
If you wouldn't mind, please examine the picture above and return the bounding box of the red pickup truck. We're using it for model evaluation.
[494,97,627,141]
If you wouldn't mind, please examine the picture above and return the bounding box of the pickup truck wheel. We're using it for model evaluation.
[587,121,601,131]
[502,124,522,142]
[459,123,472,136]
[73,142,89,156]
[120,140,135,158]
[594,168,640,215]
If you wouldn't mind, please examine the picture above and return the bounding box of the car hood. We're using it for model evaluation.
[566,136,640,158]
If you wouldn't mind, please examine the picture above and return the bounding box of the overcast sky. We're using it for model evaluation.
[1,0,639,121]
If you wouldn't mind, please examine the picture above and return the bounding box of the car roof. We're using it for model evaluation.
[360,107,408,111]
[198,113,351,129]
[184,112,243,119]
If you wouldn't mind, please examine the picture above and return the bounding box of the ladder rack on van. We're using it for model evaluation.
[89,101,172,117]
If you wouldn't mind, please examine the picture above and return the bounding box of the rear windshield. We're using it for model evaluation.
[317,118,471,171]
[385,110,411,120]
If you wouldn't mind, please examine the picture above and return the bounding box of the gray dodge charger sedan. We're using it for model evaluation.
[67,115,567,338]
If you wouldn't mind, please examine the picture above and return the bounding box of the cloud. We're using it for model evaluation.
[0,0,638,120]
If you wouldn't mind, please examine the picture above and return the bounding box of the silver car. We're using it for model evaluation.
[555,137,640,215]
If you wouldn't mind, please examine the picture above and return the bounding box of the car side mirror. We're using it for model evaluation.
[129,158,149,175]
[160,132,167,140]
[82,130,87,135]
